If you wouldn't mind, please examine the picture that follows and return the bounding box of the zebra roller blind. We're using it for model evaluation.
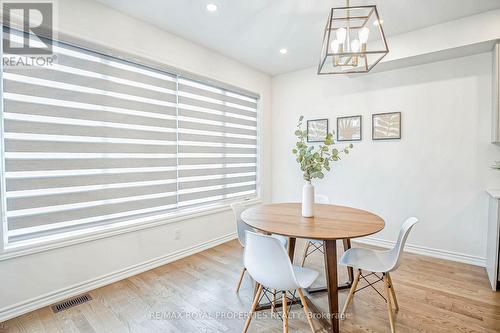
[2,27,258,244]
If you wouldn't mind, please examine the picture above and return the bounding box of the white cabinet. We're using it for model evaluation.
[493,43,500,144]
[486,190,500,290]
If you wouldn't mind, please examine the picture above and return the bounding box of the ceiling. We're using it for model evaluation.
[95,0,500,75]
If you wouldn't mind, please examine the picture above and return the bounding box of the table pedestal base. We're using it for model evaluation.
[307,282,351,294]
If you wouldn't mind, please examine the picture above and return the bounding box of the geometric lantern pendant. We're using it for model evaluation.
[317,0,389,74]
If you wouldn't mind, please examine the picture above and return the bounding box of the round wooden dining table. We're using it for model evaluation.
[241,203,385,333]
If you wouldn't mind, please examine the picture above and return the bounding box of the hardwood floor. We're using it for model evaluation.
[2,239,500,333]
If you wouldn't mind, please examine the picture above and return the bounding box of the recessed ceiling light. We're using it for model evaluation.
[373,19,384,26]
[206,3,218,12]
[279,48,288,55]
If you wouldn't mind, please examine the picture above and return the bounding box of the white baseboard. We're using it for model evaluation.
[0,232,237,323]
[354,236,486,267]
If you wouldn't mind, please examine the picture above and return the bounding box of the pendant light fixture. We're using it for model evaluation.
[318,0,389,74]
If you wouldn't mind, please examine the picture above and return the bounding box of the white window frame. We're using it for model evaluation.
[0,30,262,260]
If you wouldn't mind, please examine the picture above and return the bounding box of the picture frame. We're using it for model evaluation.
[372,112,401,140]
[307,118,329,142]
[337,115,362,141]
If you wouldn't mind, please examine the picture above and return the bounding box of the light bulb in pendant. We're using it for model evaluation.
[331,39,339,53]
[359,27,370,44]
[351,39,360,53]
[336,28,347,44]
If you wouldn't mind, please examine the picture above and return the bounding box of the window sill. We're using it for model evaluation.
[0,198,262,261]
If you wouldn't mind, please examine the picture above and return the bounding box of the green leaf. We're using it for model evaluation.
[293,115,353,180]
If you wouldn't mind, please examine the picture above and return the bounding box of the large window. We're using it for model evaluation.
[1,27,258,245]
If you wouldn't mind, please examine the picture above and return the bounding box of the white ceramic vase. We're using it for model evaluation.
[302,181,315,217]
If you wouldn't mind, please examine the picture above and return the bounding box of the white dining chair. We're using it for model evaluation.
[300,194,329,267]
[242,231,319,333]
[231,202,288,293]
[339,217,418,333]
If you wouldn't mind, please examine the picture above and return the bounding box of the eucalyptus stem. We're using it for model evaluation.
[292,116,353,181]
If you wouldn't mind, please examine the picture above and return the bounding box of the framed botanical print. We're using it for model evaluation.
[372,112,401,140]
[337,115,362,141]
[307,118,329,142]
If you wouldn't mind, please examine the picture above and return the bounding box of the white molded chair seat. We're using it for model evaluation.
[292,266,320,289]
[244,231,319,291]
[339,217,418,274]
[339,247,396,273]
[231,202,288,248]
[339,217,418,333]
[314,194,329,205]
[273,234,289,248]
[242,231,318,333]
[231,202,288,293]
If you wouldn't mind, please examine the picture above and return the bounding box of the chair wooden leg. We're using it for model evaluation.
[387,273,399,312]
[383,274,396,333]
[297,288,315,333]
[300,242,310,267]
[236,267,246,293]
[243,284,263,333]
[282,291,289,333]
[341,269,361,319]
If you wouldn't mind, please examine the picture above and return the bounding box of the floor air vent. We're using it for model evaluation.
[51,294,92,313]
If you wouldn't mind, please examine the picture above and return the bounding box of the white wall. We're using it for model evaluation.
[0,0,272,321]
[271,52,500,264]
